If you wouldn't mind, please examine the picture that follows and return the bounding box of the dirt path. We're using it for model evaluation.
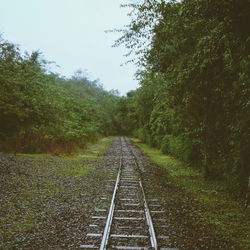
[0,137,234,249]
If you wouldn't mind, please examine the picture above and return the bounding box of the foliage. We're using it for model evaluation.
[0,36,120,154]
[117,0,250,193]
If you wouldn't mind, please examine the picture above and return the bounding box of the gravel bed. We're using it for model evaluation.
[0,139,119,250]
[0,138,238,249]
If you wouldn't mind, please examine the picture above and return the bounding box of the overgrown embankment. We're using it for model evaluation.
[133,138,250,249]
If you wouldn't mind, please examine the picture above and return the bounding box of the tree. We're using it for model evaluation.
[116,0,250,193]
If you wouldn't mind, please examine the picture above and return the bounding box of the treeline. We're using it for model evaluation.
[116,0,250,193]
[1,0,249,193]
[0,35,120,154]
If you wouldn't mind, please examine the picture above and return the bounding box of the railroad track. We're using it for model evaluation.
[80,137,174,249]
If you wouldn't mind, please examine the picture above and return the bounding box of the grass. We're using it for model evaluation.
[55,137,114,176]
[16,153,50,157]
[132,138,250,249]
[77,136,113,157]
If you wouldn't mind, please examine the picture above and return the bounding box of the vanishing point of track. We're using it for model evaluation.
[80,137,173,249]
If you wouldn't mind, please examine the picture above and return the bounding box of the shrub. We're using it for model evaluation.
[161,134,191,162]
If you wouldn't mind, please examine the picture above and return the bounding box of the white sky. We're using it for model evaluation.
[0,0,138,95]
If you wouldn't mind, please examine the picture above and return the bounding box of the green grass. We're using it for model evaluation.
[55,164,90,177]
[78,136,113,157]
[16,153,51,157]
[132,138,250,249]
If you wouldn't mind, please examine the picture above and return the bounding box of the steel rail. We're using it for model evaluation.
[125,138,158,250]
[139,179,158,249]
[99,143,122,250]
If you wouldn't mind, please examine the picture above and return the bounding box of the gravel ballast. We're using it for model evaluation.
[0,137,239,249]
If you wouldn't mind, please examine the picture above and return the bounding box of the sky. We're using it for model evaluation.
[0,0,138,95]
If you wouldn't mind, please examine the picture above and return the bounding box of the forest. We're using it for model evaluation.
[115,0,250,194]
[0,35,122,154]
[1,0,249,194]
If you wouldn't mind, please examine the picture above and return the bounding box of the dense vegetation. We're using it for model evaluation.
[1,0,249,195]
[0,35,120,154]
[115,0,250,194]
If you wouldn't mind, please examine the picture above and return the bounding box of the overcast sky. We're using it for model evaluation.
[0,0,138,95]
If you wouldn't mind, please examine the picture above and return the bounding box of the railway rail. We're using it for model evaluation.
[80,137,175,249]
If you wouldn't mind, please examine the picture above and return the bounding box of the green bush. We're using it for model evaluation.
[161,134,191,162]
[0,36,120,154]
[135,127,148,143]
